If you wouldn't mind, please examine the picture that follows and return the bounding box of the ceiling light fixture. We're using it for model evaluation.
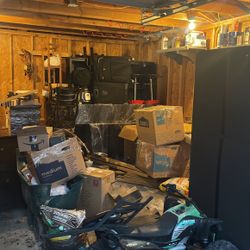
[65,0,79,8]
[188,17,196,30]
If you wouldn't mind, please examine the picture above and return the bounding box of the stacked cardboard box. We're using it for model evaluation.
[17,126,116,218]
[17,126,86,185]
[118,125,138,164]
[134,106,185,178]
[78,167,115,217]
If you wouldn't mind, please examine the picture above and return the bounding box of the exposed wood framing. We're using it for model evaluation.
[0,0,248,37]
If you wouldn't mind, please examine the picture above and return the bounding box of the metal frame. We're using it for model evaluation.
[141,0,216,24]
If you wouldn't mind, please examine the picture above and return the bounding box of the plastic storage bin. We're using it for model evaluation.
[16,151,84,233]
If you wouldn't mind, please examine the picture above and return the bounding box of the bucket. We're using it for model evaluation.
[144,100,159,105]
[129,100,144,104]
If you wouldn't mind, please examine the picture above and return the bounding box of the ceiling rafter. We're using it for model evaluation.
[0,0,249,35]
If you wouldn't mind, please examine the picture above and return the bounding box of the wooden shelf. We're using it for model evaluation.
[212,44,250,50]
[157,46,207,64]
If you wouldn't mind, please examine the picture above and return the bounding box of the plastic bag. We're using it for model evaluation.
[40,205,86,229]
[159,177,189,196]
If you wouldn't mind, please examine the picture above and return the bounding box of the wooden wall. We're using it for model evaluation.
[0,29,142,136]
[0,29,195,136]
[138,40,195,122]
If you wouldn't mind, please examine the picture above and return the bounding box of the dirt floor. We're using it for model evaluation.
[0,209,41,250]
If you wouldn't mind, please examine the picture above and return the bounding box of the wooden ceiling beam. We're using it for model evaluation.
[0,9,164,33]
[196,1,247,16]
[0,13,145,37]
[31,0,65,4]
[0,0,144,23]
[0,0,188,28]
[0,0,247,32]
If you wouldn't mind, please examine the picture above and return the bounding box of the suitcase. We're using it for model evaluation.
[93,82,133,104]
[96,56,132,83]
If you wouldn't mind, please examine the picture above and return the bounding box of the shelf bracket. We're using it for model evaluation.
[158,47,206,64]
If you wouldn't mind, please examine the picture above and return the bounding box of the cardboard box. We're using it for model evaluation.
[78,167,115,218]
[119,125,138,164]
[134,106,184,145]
[136,140,180,178]
[17,126,49,152]
[29,137,86,185]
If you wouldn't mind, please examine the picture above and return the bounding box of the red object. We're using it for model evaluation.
[129,100,144,104]
[144,100,160,105]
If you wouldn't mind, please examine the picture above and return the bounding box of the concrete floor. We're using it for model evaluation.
[0,209,41,250]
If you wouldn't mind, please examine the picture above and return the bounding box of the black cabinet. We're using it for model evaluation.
[0,136,25,210]
[190,47,250,249]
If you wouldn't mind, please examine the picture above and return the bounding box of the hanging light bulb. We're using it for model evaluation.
[188,21,196,30]
[188,17,196,30]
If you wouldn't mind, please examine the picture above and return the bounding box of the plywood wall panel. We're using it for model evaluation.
[183,60,195,120]
[122,43,138,58]
[60,39,69,53]
[89,42,107,55]
[71,40,89,56]
[157,55,168,104]
[52,38,69,54]
[168,59,181,105]
[137,42,148,61]
[33,36,49,52]
[33,55,45,119]
[0,34,12,129]
[0,34,12,100]
[13,34,33,91]
[106,43,122,56]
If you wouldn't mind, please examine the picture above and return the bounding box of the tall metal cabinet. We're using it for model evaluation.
[190,46,250,250]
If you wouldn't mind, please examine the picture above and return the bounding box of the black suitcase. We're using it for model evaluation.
[96,56,132,83]
[93,82,133,104]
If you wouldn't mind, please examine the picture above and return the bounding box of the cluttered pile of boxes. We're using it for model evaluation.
[16,105,188,247]
[17,126,115,220]
[120,105,186,179]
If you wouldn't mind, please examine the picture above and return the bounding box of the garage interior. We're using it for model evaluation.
[0,0,250,249]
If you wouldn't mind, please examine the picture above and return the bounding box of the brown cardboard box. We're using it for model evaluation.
[78,167,115,218]
[119,125,138,164]
[17,126,49,152]
[134,106,184,145]
[136,140,180,178]
[29,137,86,185]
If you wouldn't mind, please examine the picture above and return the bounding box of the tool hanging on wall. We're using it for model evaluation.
[19,49,33,80]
